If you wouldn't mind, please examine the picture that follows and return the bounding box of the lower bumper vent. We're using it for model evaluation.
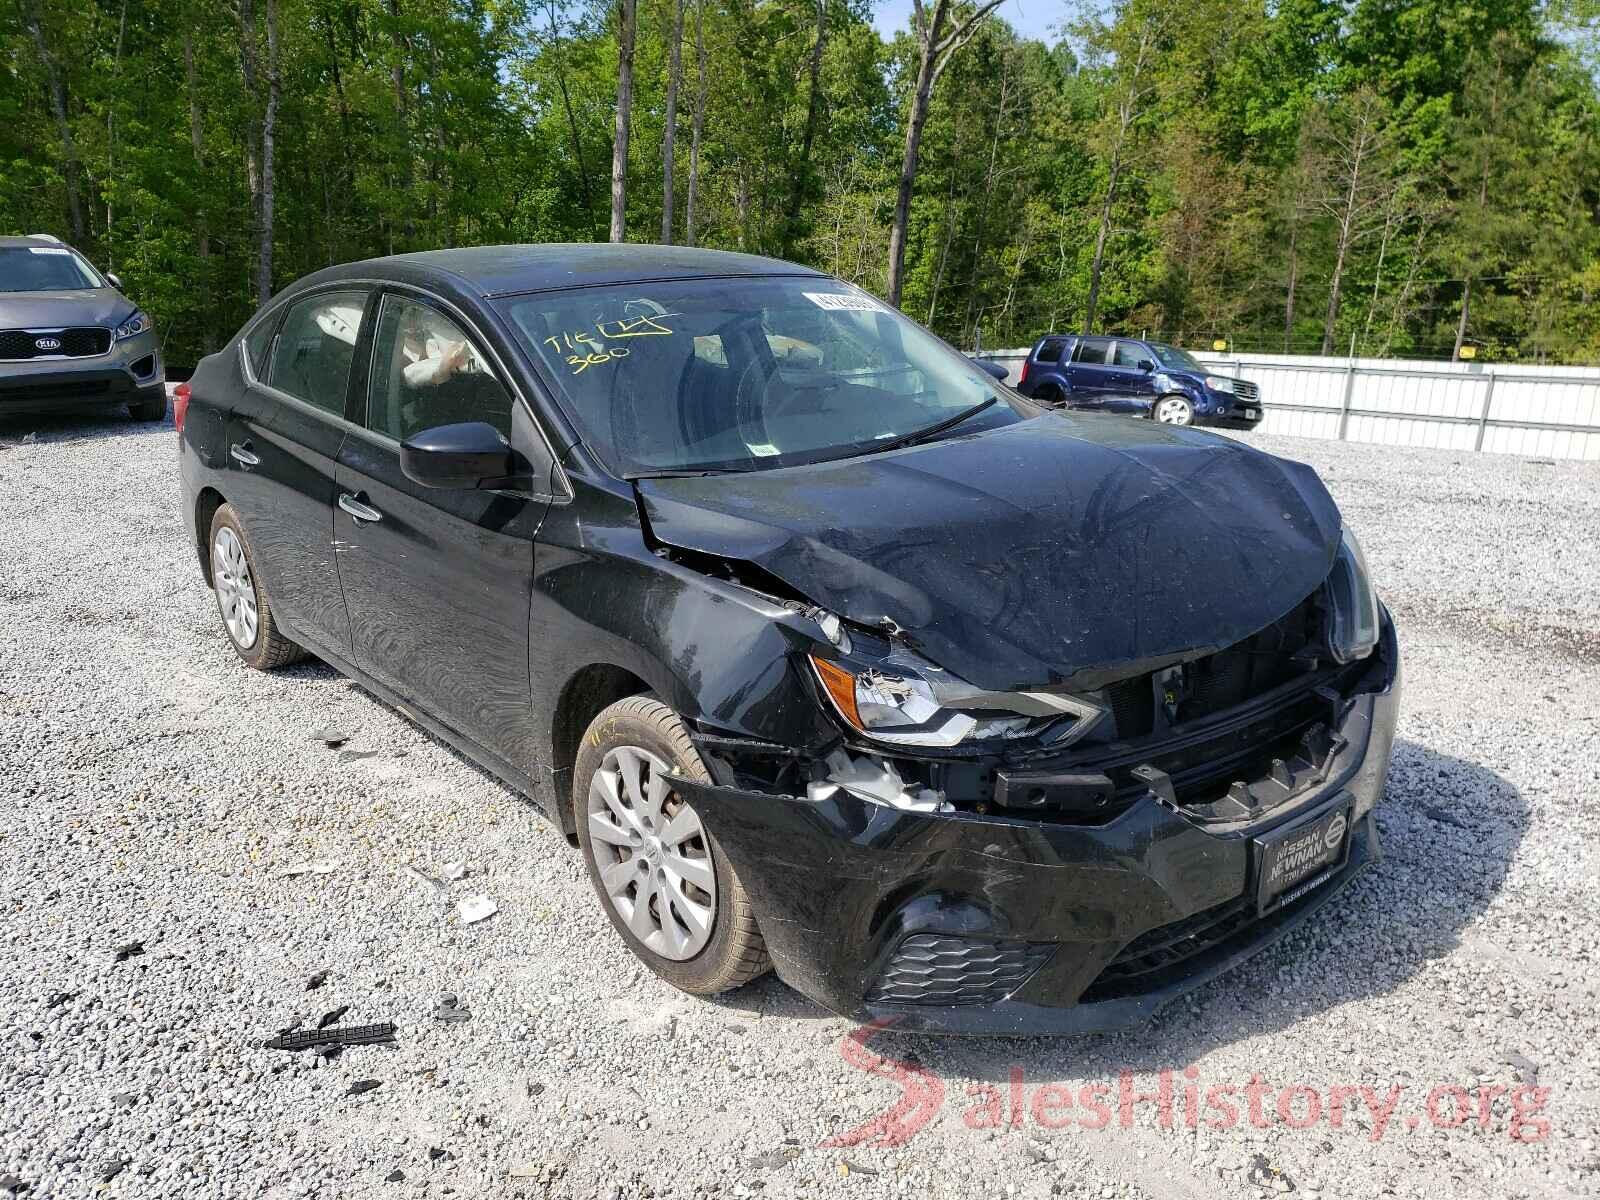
[867,934,1054,1006]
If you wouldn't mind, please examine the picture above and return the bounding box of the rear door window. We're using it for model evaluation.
[1074,338,1113,366]
[267,290,368,417]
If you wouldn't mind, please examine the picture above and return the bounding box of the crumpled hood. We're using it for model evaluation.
[636,414,1342,692]
[0,289,132,330]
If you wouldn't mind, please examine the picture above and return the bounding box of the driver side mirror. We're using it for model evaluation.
[401,421,517,489]
[106,273,123,290]
[1137,359,1154,372]
[971,358,1010,382]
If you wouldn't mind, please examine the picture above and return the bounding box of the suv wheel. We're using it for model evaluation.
[208,504,304,669]
[574,696,770,995]
[1154,395,1194,425]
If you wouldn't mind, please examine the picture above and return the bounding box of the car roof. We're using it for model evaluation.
[320,243,827,299]
[0,234,74,249]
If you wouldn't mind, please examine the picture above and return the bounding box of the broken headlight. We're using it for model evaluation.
[808,646,1106,749]
[1323,526,1380,663]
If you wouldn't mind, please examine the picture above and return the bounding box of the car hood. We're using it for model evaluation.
[635,414,1342,692]
[0,289,131,329]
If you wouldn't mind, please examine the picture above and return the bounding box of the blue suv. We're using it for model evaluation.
[1016,334,1262,428]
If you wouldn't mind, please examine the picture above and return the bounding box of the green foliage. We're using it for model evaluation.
[2,0,1597,364]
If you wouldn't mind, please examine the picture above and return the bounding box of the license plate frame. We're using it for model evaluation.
[1244,407,1260,420]
[1252,800,1352,915]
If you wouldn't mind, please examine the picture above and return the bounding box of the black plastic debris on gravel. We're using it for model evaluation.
[263,1022,397,1052]
[112,941,143,962]
[432,994,471,1023]
[347,1080,381,1097]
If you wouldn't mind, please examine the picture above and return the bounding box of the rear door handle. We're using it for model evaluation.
[229,441,261,467]
[338,492,383,523]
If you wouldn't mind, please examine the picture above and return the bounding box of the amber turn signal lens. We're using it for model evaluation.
[809,655,862,730]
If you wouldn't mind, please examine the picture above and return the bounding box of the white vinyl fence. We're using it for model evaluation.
[974,348,1600,462]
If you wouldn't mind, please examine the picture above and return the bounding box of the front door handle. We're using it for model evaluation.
[338,492,383,523]
[229,441,261,467]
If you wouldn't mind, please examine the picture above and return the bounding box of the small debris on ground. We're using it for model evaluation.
[340,749,381,761]
[385,1168,405,1182]
[1505,1048,1540,1084]
[311,727,349,747]
[346,1079,381,1097]
[44,991,75,1008]
[1246,1154,1294,1193]
[457,895,497,925]
[112,941,143,963]
[96,1158,131,1184]
[432,994,471,1023]
[110,1092,136,1109]
[317,1005,350,1030]
[306,969,329,991]
[440,860,468,881]
[273,859,338,879]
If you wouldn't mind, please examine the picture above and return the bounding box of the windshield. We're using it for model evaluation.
[496,276,1022,475]
[0,246,102,292]
[1148,342,1205,373]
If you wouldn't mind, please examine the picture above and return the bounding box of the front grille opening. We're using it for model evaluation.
[866,934,1054,1007]
[0,327,111,360]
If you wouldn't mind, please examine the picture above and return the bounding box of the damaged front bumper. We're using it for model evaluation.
[681,621,1400,1036]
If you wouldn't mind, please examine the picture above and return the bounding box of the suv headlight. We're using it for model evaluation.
[114,310,152,340]
[1204,375,1235,394]
[1323,527,1380,663]
[808,646,1106,749]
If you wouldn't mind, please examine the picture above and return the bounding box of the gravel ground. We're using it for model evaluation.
[1,402,1597,1200]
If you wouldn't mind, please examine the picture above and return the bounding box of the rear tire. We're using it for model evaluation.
[129,394,167,422]
[208,504,304,670]
[574,696,770,995]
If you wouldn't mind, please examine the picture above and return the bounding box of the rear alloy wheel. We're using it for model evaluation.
[574,696,769,994]
[1154,395,1194,425]
[208,504,304,670]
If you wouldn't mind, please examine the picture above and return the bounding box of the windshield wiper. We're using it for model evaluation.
[868,397,997,455]
[625,466,757,480]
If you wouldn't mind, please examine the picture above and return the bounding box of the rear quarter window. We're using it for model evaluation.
[1036,338,1068,364]
[243,310,280,378]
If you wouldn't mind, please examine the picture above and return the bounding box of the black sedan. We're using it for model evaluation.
[177,245,1399,1035]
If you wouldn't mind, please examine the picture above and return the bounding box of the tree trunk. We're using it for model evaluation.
[389,0,413,246]
[239,0,263,281]
[887,31,941,307]
[258,0,279,304]
[781,0,827,257]
[184,26,215,350]
[1453,276,1473,360]
[1282,218,1298,353]
[1082,146,1122,335]
[609,0,637,243]
[660,0,684,244]
[962,60,1011,339]
[23,0,87,241]
[684,0,707,246]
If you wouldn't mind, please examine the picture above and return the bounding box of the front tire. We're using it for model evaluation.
[1153,394,1194,425]
[574,696,769,995]
[208,504,304,670]
[129,394,167,422]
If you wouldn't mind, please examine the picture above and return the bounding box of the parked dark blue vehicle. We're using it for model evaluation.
[1016,334,1263,429]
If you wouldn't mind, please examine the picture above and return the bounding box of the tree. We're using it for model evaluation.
[885,0,1007,307]
[1306,90,1395,355]
[660,0,684,243]
[610,0,637,242]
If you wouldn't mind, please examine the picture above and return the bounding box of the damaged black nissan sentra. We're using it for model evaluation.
[177,245,1399,1035]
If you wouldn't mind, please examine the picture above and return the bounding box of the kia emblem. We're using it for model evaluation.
[34,336,62,351]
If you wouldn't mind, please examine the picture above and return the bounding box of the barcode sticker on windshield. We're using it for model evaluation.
[803,292,883,313]
[28,247,71,256]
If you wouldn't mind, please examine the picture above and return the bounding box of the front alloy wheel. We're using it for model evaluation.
[574,696,769,994]
[1155,395,1194,425]
[587,745,717,961]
